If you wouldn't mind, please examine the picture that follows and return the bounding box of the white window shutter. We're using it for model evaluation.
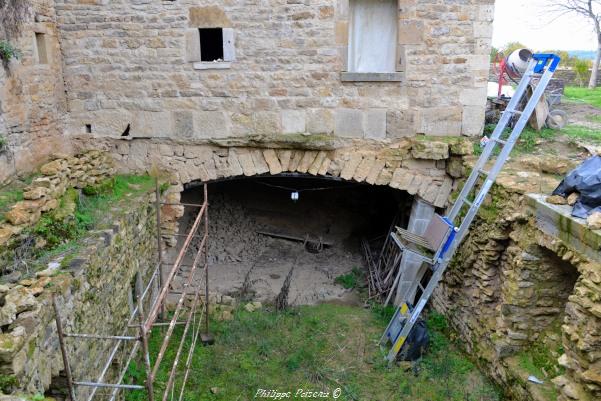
[222,28,236,62]
[185,29,201,62]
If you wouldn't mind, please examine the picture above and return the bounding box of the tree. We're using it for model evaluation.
[501,42,529,56]
[490,46,499,62]
[549,1,601,88]
[574,58,593,86]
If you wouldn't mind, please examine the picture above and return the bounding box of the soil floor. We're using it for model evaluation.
[166,178,405,306]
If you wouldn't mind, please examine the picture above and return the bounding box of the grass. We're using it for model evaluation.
[0,174,40,223]
[334,267,363,289]
[564,87,601,108]
[125,305,500,401]
[0,174,155,274]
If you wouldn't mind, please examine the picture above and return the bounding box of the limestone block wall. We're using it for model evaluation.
[0,0,69,184]
[0,193,157,397]
[54,0,494,141]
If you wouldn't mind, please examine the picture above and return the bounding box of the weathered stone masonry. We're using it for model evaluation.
[433,185,601,401]
[0,192,157,398]
[54,0,493,141]
[0,0,69,184]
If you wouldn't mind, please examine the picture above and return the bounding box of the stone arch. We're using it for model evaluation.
[152,144,456,208]
[93,138,468,243]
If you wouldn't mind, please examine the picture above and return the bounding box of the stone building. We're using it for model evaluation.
[1,0,494,185]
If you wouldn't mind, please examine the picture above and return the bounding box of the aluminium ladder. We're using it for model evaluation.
[380,54,562,364]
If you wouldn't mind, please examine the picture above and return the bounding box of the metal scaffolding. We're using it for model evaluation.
[52,182,211,401]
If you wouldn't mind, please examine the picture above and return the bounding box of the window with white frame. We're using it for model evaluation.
[348,0,397,73]
[186,27,235,69]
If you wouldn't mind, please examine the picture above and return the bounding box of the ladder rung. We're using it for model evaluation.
[462,197,473,207]
[417,283,425,293]
[479,169,490,176]
[493,138,507,146]
[504,109,522,115]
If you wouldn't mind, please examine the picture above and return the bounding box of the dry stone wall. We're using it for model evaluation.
[433,184,601,401]
[0,151,116,248]
[0,193,157,398]
[54,0,493,141]
[0,0,69,184]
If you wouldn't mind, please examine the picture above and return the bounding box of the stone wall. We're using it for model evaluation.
[71,135,473,246]
[54,0,493,141]
[0,151,116,248]
[0,0,69,184]
[0,192,157,398]
[433,184,601,401]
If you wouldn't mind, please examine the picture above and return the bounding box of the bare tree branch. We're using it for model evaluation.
[547,0,601,88]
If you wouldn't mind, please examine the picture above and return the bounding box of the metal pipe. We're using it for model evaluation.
[161,202,205,208]
[87,264,160,401]
[52,295,77,401]
[203,183,210,336]
[150,239,206,379]
[145,202,207,332]
[75,382,145,390]
[64,334,138,341]
[107,340,140,401]
[136,283,155,401]
[161,284,203,401]
[156,178,165,320]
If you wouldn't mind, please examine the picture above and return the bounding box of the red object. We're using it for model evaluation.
[493,53,509,99]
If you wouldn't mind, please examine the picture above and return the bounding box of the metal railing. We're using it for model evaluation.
[52,181,210,401]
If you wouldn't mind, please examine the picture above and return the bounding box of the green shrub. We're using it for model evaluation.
[574,59,592,88]
[334,267,363,289]
[0,374,18,393]
[82,177,115,196]
[0,40,21,69]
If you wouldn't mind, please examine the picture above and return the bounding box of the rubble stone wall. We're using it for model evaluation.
[54,0,493,140]
[433,186,601,401]
[0,151,116,248]
[0,0,69,184]
[0,193,157,398]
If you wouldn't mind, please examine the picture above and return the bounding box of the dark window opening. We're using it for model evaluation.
[35,32,48,64]
[85,124,92,134]
[199,28,224,62]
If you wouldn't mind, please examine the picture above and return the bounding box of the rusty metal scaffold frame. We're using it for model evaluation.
[52,182,211,401]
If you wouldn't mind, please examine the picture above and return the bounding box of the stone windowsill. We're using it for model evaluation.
[193,61,232,70]
[340,72,404,82]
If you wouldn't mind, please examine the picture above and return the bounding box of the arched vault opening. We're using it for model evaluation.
[166,174,414,306]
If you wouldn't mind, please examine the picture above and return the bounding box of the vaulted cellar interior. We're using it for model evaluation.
[167,175,412,306]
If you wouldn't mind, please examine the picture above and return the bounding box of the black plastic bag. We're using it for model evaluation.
[399,318,429,361]
[553,155,601,219]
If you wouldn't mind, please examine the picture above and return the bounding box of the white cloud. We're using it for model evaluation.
[492,0,597,51]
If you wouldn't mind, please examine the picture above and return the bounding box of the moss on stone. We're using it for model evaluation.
[0,374,18,393]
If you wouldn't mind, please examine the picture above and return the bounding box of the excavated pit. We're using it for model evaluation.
[170,175,411,306]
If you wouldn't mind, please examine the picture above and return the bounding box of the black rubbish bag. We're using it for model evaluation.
[399,318,429,362]
[552,155,601,219]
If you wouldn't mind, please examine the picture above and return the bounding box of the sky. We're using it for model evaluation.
[492,0,598,51]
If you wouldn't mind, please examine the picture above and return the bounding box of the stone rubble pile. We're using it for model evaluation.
[192,192,269,265]
[0,151,116,247]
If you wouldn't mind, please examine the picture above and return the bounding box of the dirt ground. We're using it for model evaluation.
[560,101,601,131]
[166,178,403,306]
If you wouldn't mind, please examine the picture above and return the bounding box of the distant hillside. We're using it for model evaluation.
[568,50,597,60]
